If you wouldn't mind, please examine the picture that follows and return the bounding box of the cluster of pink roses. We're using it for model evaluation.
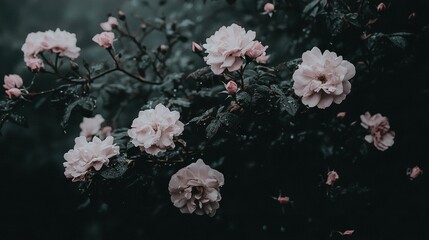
[21,28,81,71]
[63,104,225,216]
[202,23,269,75]
[20,17,117,74]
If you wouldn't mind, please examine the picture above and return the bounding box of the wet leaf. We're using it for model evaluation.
[206,119,221,139]
[279,96,299,116]
[100,156,129,179]
[218,112,239,130]
[8,114,28,127]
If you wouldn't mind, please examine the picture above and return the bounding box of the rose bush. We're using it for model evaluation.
[0,0,428,239]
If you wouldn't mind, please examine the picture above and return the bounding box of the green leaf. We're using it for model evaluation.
[218,112,239,130]
[61,100,81,129]
[279,96,299,116]
[99,156,129,179]
[8,114,28,127]
[206,119,221,139]
[236,91,251,108]
[188,107,215,125]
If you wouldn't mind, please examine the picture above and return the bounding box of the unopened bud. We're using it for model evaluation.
[192,41,203,53]
[5,88,21,99]
[118,10,126,20]
[225,80,238,95]
[377,3,386,12]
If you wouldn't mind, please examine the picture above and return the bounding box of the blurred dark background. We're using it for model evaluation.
[1,0,429,239]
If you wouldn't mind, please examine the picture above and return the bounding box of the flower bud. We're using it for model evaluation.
[407,166,423,179]
[326,170,339,186]
[5,88,21,99]
[117,10,126,20]
[92,32,115,48]
[264,3,275,14]
[377,3,386,12]
[276,195,290,204]
[336,112,346,119]
[192,41,203,53]
[100,16,118,31]
[225,80,238,95]
[159,44,169,53]
[140,23,147,31]
[341,230,354,236]
[3,74,23,89]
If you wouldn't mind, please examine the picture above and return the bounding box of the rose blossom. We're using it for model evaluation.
[326,170,339,186]
[21,29,80,71]
[92,32,115,48]
[169,159,224,217]
[360,112,395,151]
[80,114,105,138]
[246,41,269,64]
[43,29,80,58]
[203,24,257,74]
[407,166,423,179]
[225,80,238,94]
[100,16,119,31]
[128,103,184,155]
[5,88,21,99]
[292,47,355,109]
[3,74,23,89]
[63,136,119,182]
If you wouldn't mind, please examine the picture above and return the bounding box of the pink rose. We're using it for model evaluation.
[203,24,256,74]
[246,41,269,64]
[3,74,23,89]
[22,29,80,70]
[5,88,21,99]
[169,159,224,217]
[92,32,115,48]
[41,29,80,59]
[128,103,184,155]
[192,41,203,53]
[225,80,238,94]
[407,166,423,179]
[100,16,119,31]
[79,114,105,138]
[293,47,355,109]
[63,136,119,182]
[326,170,339,186]
[360,112,395,151]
